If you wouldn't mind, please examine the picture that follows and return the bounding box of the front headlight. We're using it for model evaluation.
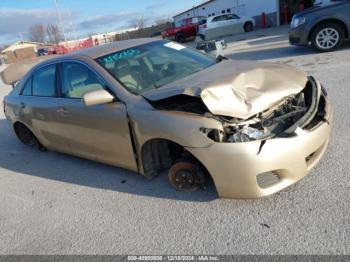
[291,17,306,28]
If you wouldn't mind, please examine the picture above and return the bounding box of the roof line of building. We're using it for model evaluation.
[173,0,216,18]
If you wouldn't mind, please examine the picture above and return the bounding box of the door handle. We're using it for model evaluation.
[57,107,69,114]
[20,102,26,109]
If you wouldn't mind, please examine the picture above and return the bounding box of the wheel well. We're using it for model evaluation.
[309,19,349,41]
[140,138,209,179]
[13,122,35,144]
[14,122,30,135]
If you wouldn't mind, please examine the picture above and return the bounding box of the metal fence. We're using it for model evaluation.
[48,38,94,55]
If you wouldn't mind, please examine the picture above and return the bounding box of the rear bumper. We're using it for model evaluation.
[187,79,333,199]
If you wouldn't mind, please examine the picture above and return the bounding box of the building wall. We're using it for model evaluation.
[114,23,172,41]
[4,46,37,64]
[174,0,278,27]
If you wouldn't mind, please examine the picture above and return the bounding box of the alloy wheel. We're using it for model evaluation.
[315,28,340,50]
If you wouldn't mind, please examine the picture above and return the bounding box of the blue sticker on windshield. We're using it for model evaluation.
[99,49,141,64]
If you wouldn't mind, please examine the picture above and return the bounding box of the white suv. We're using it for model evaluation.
[198,13,255,39]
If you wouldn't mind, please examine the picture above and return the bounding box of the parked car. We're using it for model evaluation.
[198,13,255,40]
[2,39,332,199]
[162,17,206,43]
[289,0,350,52]
[37,48,49,56]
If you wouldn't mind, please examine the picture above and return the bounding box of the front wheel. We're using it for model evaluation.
[168,160,206,192]
[311,23,345,52]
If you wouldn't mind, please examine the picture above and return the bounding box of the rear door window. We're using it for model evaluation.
[21,77,32,96]
[32,64,57,97]
[198,19,207,25]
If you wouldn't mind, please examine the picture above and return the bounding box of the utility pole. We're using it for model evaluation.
[54,0,67,42]
[18,32,24,42]
[68,9,78,41]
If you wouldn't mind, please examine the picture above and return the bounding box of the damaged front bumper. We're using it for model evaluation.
[186,78,333,199]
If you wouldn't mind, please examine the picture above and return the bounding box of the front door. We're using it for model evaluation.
[56,61,137,171]
[225,14,243,34]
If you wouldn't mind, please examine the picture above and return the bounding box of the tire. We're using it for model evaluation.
[311,22,345,52]
[175,32,186,43]
[244,22,254,32]
[14,123,46,151]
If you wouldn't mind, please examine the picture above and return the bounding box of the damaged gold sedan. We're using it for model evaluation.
[2,39,332,199]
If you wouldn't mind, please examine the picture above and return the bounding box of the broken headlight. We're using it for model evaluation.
[227,126,265,143]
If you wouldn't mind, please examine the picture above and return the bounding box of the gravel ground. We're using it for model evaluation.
[0,28,349,255]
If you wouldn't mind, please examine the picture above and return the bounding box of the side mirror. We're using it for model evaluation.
[82,89,114,106]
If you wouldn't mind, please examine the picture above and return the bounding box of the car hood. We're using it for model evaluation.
[294,2,343,18]
[142,59,308,119]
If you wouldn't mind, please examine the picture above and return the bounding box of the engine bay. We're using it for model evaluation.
[148,77,326,144]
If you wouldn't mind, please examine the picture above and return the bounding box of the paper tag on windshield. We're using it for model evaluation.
[164,42,186,51]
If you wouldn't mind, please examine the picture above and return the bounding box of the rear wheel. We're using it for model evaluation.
[168,160,206,192]
[311,22,345,52]
[244,22,254,32]
[175,32,186,43]
[14,123,46,151]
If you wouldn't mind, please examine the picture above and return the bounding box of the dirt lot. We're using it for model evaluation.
[0,27,349,255]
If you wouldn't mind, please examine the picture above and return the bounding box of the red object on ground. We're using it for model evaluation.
[261,12,267,28]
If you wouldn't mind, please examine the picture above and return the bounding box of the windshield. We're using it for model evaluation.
[96,40,215,94]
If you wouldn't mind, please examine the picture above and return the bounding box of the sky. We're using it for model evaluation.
[0,0,204,46]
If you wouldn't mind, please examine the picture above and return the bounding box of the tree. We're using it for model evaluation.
[46,24,64,44]
[129,17,145,29]
[155,18,171,25]
[28,24,46,43]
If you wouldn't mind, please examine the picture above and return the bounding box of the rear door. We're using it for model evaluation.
[340,3,350,29]
[18,64,71,153]
[55,61,137,171]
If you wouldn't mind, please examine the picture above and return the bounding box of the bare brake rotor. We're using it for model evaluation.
[168,161,206,192]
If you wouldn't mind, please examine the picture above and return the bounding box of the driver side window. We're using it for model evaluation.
[60,62,105,99]
[212,15,225,22]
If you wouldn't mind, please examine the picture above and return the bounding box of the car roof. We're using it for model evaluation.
[70,38,158,59]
